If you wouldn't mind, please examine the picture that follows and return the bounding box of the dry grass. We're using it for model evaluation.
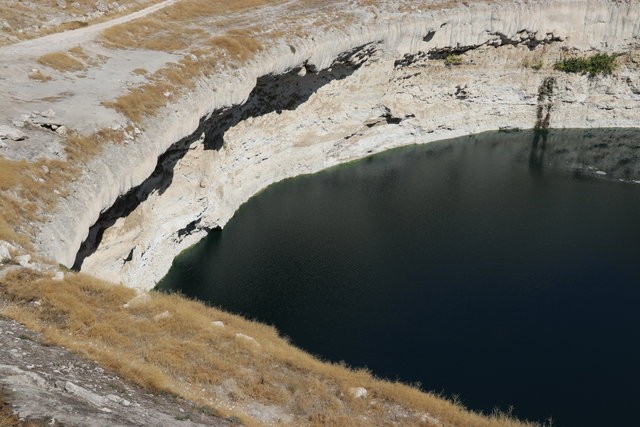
[0,392,21,427]
[0,269,536,427]
[102,28,265,123]
[37,52,86,72]
[98,0,280,123]
[0,128,125,247]
[97,0,336,123]
[0,157,71,247]
[27,70,52,82]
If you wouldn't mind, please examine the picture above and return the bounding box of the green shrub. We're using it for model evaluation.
[554,53,617,76]
[445,54,464,65]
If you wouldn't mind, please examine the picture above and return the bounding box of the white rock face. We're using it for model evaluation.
[0,241,12,263]
[15,254,31,268]
[349,387,368,399]
[24,0,640,290]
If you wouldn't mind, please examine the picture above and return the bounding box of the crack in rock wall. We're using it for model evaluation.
[72,43,379,270]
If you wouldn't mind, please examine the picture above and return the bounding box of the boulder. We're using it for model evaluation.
[234,333,260,347]
[15,254,31,268]
[39,109,56,118]
[0,242,11,263]
[0,125,26,141]
[56,0,66,8]
[348,387,368,399]
[123,292,150,308]
[64,381,106,407]
[95,0,108,12]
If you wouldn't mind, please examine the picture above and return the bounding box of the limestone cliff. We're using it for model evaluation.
[0,0,638,289]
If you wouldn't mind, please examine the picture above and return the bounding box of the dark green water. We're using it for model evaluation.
[158,129,640,427]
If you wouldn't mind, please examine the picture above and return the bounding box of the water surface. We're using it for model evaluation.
[158,129,640,426]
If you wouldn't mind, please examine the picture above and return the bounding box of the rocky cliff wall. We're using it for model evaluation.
[33,0,640,289]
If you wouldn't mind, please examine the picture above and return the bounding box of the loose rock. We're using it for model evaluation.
[15,254,31,267]
[235,333,260,347]
[349,387,368,399]
[0,125,26,141]
[95,0,108,12]
[0,242,11,264]
[123,292,150,308]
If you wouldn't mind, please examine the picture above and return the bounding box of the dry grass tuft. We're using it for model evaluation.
[0,269,536,427]
[28,70,53,81]
[101,17,191,51]
[37,52,86,72]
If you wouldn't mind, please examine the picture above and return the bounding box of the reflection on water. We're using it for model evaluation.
[158,129,640,427]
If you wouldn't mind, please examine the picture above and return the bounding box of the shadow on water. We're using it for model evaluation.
[72,43,380,270]
[158,128,640,427]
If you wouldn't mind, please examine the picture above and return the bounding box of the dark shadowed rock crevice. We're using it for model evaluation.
[394,30,564,68]
[72,43,380,270]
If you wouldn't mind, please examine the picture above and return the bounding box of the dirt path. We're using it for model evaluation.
[0,0,178,57]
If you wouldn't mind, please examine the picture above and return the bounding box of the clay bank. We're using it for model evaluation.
[0,0,638,290]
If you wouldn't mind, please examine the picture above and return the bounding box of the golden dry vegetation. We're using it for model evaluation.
[0,269,535,427]
[27,70,52,82]
[99,0,283,123]
[0,391,22,427]
[0,129,125,246]
[37,52,86,72]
